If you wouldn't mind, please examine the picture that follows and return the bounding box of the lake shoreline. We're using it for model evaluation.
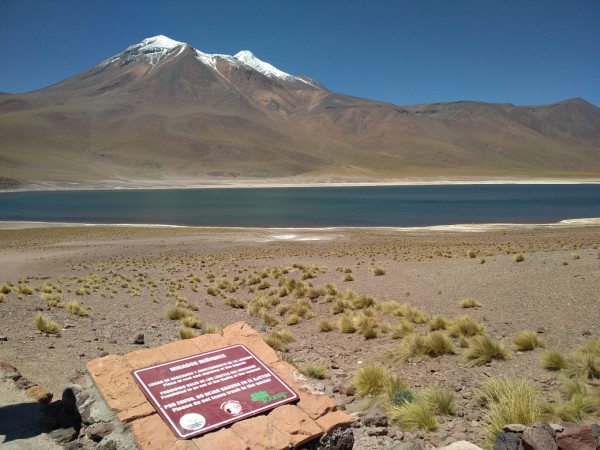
[3,176,600,193]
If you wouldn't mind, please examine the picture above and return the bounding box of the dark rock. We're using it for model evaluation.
[301,424,354,450]
[0,335,8,341]
[49,426,79,443]
[362,408,388,427]
[62,388,78,415]
[521,423,557,450]
[86,422,115,442]
[494,431,524,450]
[556,424,596,450]
[133,334,144,345]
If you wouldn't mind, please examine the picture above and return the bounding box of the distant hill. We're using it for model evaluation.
[1,35,599,188]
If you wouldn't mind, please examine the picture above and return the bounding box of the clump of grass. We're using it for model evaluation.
[541,349,568,371]
[34,313,61,335]
[200,324,222,335]
[179,325,200,339]
[422,332,456,357]
[448,315,485,338]
[286,314,300,326]
[338,314,357,334]
[512,330,545,351]
[419,387,456,416]
[165,306,192,320]
[181,315,202,329]
[342,274,354,282]
[19,285,34,295]
[263,328,296,352]
[317,320,336,332]
[477,377,541,445]
[299,363,328,379]
[565,351,600,380]
[0,283,13,294]
[0,293,5,302]
[351,364,390,397]
[428,315,449,331]
[65,301,90,317]
[513,253,525,262]
[373,267,386,276]
[388,401,437,432]
[459,298,482,308]
[466,249,477,258]
[465,334,510,366]
[391,320,416,339]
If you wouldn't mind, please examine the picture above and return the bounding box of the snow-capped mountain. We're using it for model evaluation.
[97,35,320,90]
[0,35,599,187]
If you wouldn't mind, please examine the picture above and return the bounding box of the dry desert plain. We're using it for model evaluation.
[1,222,599,447]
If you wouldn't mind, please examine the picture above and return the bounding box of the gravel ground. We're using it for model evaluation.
[1,223,599,448]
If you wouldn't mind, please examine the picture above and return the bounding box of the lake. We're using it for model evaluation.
[0,184,599,227]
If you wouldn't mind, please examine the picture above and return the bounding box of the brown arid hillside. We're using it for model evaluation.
[1,35,599,188]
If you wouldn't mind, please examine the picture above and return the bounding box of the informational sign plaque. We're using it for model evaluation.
[131,344,298,439]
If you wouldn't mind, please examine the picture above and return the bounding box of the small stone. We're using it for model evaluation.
[503,423,527,433]
[0,336,8,341]
[362,408,388,427]
[86,422,115,442]
[99,351,109,357]
[15,376,34,389]
[133,333,144,345]
[25,385,53,404]
[339,385,357,396]
[49,426,78,443]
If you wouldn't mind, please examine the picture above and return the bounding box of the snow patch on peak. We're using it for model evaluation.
[233,50,292,80]
[139,35,184,50]
[99,35,185,68]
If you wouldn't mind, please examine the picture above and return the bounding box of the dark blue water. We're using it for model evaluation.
[0,185,598,227]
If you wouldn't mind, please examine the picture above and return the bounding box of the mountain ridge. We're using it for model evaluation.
[0,35,599,188]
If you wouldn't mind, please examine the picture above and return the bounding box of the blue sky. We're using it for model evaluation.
[1,0,598,106]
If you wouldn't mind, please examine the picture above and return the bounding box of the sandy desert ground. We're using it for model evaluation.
[1,222,599,447]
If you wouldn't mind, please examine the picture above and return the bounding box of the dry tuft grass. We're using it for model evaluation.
[352,364,390,397]
[165,306,193,320]
[299,363,328,379]
[477,377,541,445]
[317,320,336,332]
[459,298,482,308]
[448,315,485,338]
[541,349,568,371]
[388,401,437,432]
[34,313,61,335]
[512,330,545,351]
[179,325,200,339]
[65,300,90,317]
[419,387,456,416]
[465,334,510,366]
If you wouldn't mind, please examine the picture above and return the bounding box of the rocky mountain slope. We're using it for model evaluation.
[1,35,599,186]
